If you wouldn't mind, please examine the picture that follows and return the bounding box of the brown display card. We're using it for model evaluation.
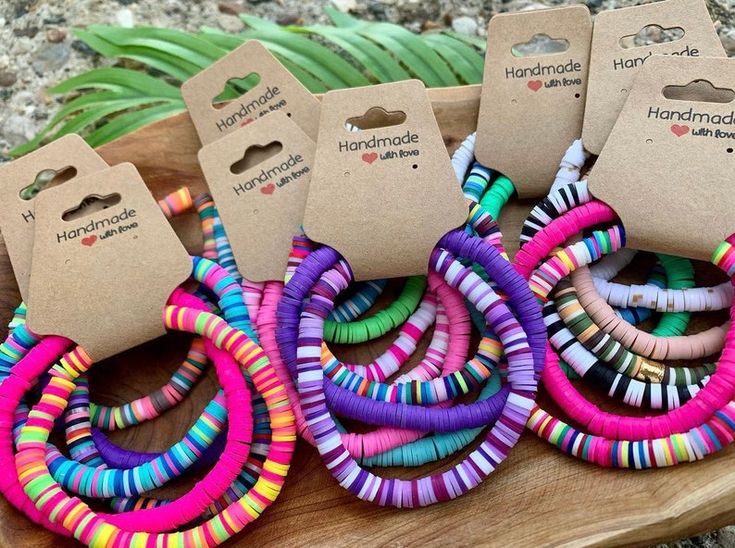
[0,134,109,301]
[303,80,467,281]
[26,163,192,361]
[198,112,314,282]
[582,0,725,155]
[588,55,735,262]
[181,40,321,145]
[475,6,592,198]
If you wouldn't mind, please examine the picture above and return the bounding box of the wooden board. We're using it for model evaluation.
[1,84,734,547]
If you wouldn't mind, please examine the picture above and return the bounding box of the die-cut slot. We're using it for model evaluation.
[19,166,78,201]
[619,24,685,49]
[212,72,262,109]
[663,79,735,104]
[62,193,122,221]
[511,34,570,58]
[345,107,407,131]
[230,141,284,175]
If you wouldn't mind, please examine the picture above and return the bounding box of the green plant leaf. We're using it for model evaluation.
[423,33,484,83]
[292,24,411,83]
[17,9,486,155]
[85,102,185,146]
[323,6,361,28]
[240,20,370,88]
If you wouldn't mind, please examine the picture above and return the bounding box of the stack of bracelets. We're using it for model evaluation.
[457,134,735,468]
[2,129,734,545]
[445,134,735,468]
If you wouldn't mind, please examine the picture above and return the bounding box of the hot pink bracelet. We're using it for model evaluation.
[521,210,735,442]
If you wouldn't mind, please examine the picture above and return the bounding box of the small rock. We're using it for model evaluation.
[452,16,478,35]
[368,2,388,18]
[46,28,67,43]
[218,2,247,15]
[31,43,71,75]
[1,114,38,148]
[0,71,17,88]
[116,8,135,28]
[276,14,304,25]
[332,0,357,12]
[116,0,138,4]
[246,0,271,4]
[422,20,442,31]
[13,26,39,38]
[43,15,66,25]
[71,40,98,57]
[217,13,245,33]
[14,1,32,18]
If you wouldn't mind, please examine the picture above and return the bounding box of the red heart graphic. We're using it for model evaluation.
[240,117,254,127]
[527,80,543,92]
[362,152,378,165]
[260,183,275,195]
[670,124,690,137]
[81,235,97,247]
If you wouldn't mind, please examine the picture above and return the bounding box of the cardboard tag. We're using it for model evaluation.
[582,0,725,155]
[26,163,192,361]
[303,80,467,281]
[181,40,321,145]
[198,112,314,282]
[588,55,735,262]
[0,134,109,301]
[475,6,592,198]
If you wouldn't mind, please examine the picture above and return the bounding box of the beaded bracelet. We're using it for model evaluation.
[275,228,544,505]
[0,263,268,531]
[188,198,463,468]
[519,205,735,442]
[527,239,735,468]
[1,264,295,545]
[521,178,732,315]
[553,279,714,385]
[0,195,278,528]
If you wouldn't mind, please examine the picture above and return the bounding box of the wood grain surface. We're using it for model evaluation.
[0,84,733,547]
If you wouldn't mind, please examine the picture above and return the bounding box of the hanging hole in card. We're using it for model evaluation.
[619,24,685,49]
[211,72,262,108]
[230,141,284,175]
[62,193,122,221]
[662,79,735,103]
[345,107,407,131]
[19,166,78,200]
[511,33,570,57]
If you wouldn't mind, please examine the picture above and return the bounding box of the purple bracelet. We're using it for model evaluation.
[277,230,545,431]
[274,229,545,506]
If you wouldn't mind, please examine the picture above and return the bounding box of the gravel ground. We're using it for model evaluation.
[0,0,735,545]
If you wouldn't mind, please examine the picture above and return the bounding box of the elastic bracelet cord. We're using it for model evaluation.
[3,265,296,545]
[274,229,544,506]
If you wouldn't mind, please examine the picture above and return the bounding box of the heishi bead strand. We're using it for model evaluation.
[518,203,735,446]
[275,229,546,505]
[1,261,296,545]
[0,261,270,533]
[553,279,714,385]
[528,236,735,467]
